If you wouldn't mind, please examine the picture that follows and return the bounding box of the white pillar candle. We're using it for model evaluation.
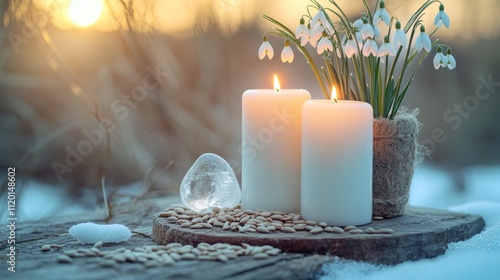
[242,75,311,213]
[301,88,373,226]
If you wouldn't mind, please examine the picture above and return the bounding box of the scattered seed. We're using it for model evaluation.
[190,224,204,229]
[281,227,296,233]
[324,226,334,233]
[309,227,323,234]
[364,227,376,234]
[349,229,364,234]
[112,254,126,263]
[318,222,328,227]
[217,254,228,262]
[57,254,73,263]
[372,216,384,220]
[50,244,63,249]
[332,227,344,234]
[166,217,178,223]
[41,245,51,252]
[93,241,103,249]
[377,228,394,234]
[257,227,270,233]
[344,226,357,231]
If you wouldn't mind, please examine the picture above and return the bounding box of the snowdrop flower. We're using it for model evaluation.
[361,18,375,40]
[295,18,308,41]
[310,25,324,47]
[355,31,364,49]
[433,46,448,69]
[311,9,328,29]
[258,35,274,60]
[414,26,432,52]
[317,31,333,54]
[392,21,408,49]
[362,38,378,57]
[373,1,390,25]
[446,48,456,69]
[344,36,358,58]
[323,20,335,36]
[378,36,397,57]
[374,25,381,38]
[434,4,450,28]
[281,39,294,63]
[353,18,363,31]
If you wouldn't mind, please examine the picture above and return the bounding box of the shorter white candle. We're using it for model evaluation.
[301,87,373,226]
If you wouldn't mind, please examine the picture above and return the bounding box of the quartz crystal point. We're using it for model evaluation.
[180,153,241,213]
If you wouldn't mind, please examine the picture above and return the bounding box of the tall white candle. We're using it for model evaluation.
[242,75,311,213]
[301,88,373,226]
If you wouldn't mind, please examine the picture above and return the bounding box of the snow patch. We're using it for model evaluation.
[69,222,132,244]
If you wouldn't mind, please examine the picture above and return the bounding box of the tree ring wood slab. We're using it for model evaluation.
[152,206,484,265]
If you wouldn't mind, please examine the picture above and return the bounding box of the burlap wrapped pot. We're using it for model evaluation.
[373,108,426,218]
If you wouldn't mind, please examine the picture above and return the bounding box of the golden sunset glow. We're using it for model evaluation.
[67,0,103,27]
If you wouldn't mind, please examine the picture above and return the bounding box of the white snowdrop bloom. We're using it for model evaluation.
[310,25,324,47]
[311,9,328,29]
[374,25,381,38]
[361,19,375,40]
[434,4,450,28]
[355,31,364,49]
[353,18,363,31]
[446,48,456,69]
[324,20,335,36]
[373,1,390,25]
[344,37,358,58]
[433,47,448,69]
[299,27,310,46]
[392,21,408,49]
[295,18,308,40]
[258,35,274,60]
[281,39,294,63]
[378,36,397,57]
[317,32,333,54]
[362,38,378,57]
[414,26,432,52]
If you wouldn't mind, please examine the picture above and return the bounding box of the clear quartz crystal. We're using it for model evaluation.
[180,153,241,213]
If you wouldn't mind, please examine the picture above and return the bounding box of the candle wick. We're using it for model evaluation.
[332,98,338,104]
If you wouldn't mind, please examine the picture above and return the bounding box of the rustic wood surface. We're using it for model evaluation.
[0,195,484,280]
[153,206,485,265]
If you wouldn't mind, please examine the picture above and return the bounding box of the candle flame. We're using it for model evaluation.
[274,74,281,93]
[331,86,338,103]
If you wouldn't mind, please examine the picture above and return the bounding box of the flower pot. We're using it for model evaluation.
[372,109,426,218]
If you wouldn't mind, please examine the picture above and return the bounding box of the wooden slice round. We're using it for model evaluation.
[152,206,484,265]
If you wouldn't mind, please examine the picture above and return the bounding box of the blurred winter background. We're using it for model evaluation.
[0,0,499,222]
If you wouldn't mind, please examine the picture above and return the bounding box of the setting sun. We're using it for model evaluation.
[67,0,103,27]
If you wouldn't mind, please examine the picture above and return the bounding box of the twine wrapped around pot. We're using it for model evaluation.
[373,108,427,218]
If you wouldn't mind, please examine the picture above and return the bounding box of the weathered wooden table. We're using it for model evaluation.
[0,195,484,280]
